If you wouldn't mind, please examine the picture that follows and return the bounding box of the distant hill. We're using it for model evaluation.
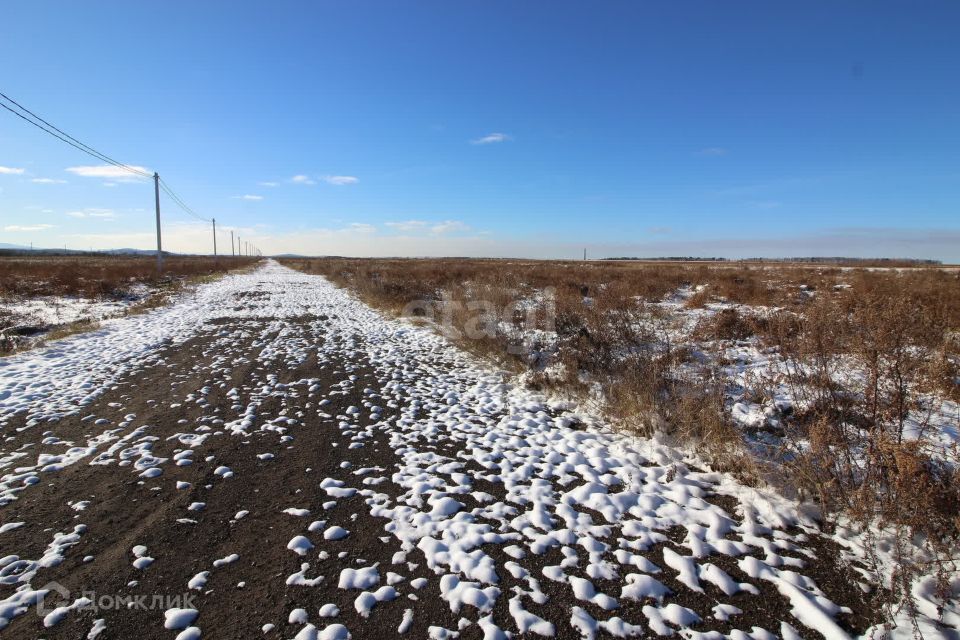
[104,248,170,256]
[0,245,178,257]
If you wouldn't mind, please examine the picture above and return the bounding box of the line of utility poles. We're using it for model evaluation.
[152,173,264,272]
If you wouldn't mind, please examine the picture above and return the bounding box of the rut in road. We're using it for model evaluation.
[0,261,879,639]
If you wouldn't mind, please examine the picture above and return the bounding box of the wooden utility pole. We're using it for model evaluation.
[212,218,217,257]
[154,172,163,272]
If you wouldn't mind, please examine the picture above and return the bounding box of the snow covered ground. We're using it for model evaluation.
[0,284,153,352]
[507,280,959,464]
[0,261,956,638]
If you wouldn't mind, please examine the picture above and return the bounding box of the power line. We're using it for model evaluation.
[0,93,151,178]
[158,178,210,222]
[1,90,239,263]
[0,101,148,178]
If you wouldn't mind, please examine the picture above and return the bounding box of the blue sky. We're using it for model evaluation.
[1,1,958,260]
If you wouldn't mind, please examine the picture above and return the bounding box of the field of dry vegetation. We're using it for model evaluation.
[282,257,960,616]
[0,254,258,298]
[0,254,259,353]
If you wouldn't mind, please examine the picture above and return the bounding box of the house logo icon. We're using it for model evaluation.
[36,581,71,617]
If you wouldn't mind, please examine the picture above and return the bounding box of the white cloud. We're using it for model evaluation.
[383,219,470,235]
[5,224,55,232]
[0,166,25,175]
[349,223,376,234]
[234,194,264,201]
[290,174,316,185]
[471,133,511,145]
[322,175,359,186]
[385,220,427,233]
[66,165,151,180]
[31,177,67,184]
[695,147,727,156]
[258,181,279,187]
[431,220,471,235]
[67,208,115,219]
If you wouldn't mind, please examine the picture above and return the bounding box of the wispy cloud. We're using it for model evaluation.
[322,175,359,186]
[348,223,376,234]
[31,177,67,184]
[471,132,511,145]
[695,147,727,157]
[431,220,471,235]
[0,166,25,175]
[385,220,427,233]
[66,165,151,180]
[67,208,116,219]
[258,181,279,187]
[290,174,316,185]
[234,194,264,201]
[5,223,55,232]
[383,219,472,235]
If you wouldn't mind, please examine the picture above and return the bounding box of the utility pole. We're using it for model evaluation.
[231,230,235,257]
[154,172,163,272]
[212,218,217,257]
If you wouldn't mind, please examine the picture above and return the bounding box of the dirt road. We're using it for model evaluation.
[0,262,877,639]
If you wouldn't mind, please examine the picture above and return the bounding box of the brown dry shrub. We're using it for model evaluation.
[684,287,711,309]
[707,269,781,306]
[694,308,756,341]
[924,352,960,402]
[769,274,960,625]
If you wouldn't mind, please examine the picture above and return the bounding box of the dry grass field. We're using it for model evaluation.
[0,254,259,299]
